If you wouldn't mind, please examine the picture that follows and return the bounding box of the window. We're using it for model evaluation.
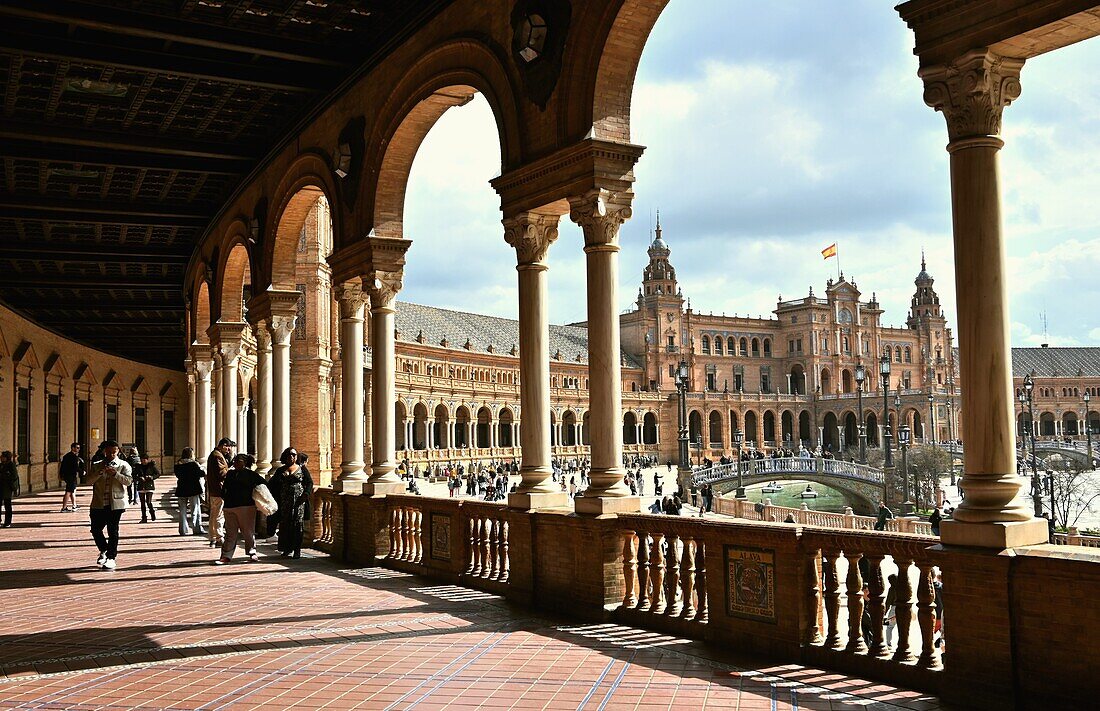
[668,364,675,378]
[163,410,176,459]
[894,346,902,363]
[751,338,760,357]
[714,338,723,355]
[788,339,795,353]
[903,372,912,389]
[701,336,710,354]
[842,336,850,354]
[134,407,147,456]
[16,387,30,465]
[760,367,771,393]
[763,339,771,357]
[47,393,60,462]
[706,372,716,391]
[739,338,748,356]
[106,403,118,442]
[792,315,798,323]
[904,347,912,363]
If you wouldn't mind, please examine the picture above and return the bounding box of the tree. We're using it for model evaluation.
[904,445,951,511]
[1045,459,1100,529]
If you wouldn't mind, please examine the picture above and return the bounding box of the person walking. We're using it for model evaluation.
[874,501,894,531]
[174,448,205,536]
[0,451,19,528]
[124,446,142,505]
[929,508,943,536]
[271,447,313,559]
[884,573,898,648]
[136,458,157,523]
[264,448,294,540]
[206,438,234,548]
[215,453,265,565]
[59,443,85,512]
[86,440,133,570]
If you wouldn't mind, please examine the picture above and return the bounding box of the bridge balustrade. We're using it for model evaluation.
[693,457,884,486]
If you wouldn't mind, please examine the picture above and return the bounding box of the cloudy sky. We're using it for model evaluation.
[402,0,1100,346]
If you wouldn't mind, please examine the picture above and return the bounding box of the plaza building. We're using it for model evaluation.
[3,2,1100,710]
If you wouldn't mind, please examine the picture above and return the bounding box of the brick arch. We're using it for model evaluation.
[359,39,522,241]
[213,219,254,324]
[191,276,212,345]
[569,0,671,143]
[265,151,341,291]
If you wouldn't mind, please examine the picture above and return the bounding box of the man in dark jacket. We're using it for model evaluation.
[174,448,205,535]
[206,438,234,547]
[874,501,894,531]
[59,442,85,512]
[0,451,20,528]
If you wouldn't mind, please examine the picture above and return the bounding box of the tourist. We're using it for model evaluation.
[124,445,142,504]
[929,508,942,536]
[272,447,313,559]
[689,482,698,509]
[86,440,133,570]
[884,573,898,648]
[59,442,85,512]
[265,448,294,539]
[174,447,205,536]
[205,438,234,548]
[861,584,874,646]
[874,501,894,531]
[215,453,264,565]
[136,457,157,523]
[702,483,714,513]
[0,451,19,528]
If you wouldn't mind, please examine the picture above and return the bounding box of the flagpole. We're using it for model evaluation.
[836,242,841,281]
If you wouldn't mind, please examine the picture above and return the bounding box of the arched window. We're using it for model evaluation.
[751,338,760,357]
[739,337,748,356]
[701,335,710,354]
[763,338,771,357]
[728,337,736,354]
[904,347,912,363]
[714,338,723,355]
[894,346,902,363]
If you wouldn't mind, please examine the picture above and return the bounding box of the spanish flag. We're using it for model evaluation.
[821,243,838,260]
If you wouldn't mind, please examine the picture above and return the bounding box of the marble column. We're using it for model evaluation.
[334,281,369,493]
[185,359,196,451]
[192,350,213,457]
[252,322,273,473]
[218,339,241,446]
[365,271,405,495]
[238,399,250,455]
[921,49,1044,546]
[212,351,225,443]
[569,189,639,513]
[269,314,297,458]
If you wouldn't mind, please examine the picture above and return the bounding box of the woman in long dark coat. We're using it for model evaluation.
[272,447,313,558]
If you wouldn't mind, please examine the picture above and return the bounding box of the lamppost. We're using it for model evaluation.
[855,362,867,464]
[880,355,893,469]
[694,435,703,467]
[1024,374,1041,516]
[927,391,939,491]
[676,359,690,471]
[899,423,912,513]
[1085,391,1094,466]
[733,428,745,498]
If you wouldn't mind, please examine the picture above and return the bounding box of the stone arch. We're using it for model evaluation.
[866,412,879,446]
[588,0,672,142]
[562,410,578,446]
[360,39,522,242]
[843,411,858,449]
[433,403,450,449]
[498,407,515,447]
[763,410,776,443]
[1062,411,1079,436]
[781,410,794,444]
[412,402,430,451]
[789,364,806,395]
[214,221,255,323]
[455,405,471,448]
[623,410,638,444]
[688,409,703,444]
[823,412,839,452]
[643,412,658,444]
[744,410,758,445]
[751,338,760,357]
[727,336,736,354]
[842,369,853,394]
[820,368,832,394]
[192,277,212,345]
[395,401,408,450]
[911,410,924,440]
[708,410,722,447]
[476,406,493,448]
[798,410,811,444]
[701,335,710,354]
[266,152,341,291]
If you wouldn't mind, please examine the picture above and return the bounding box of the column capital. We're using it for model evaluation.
[193,358,214,381]
[334,279,370,319]
[247,289,300,322]
[367,270,403,311]
[269,314,297,345]
[504,212,560,267]
[919,49,1024,143]
[250,319,272,350]
[568,189,633,248]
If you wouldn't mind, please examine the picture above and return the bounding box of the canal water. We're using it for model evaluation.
[742,480,850,513]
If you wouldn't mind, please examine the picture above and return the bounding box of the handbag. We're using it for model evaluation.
[253,483,279,516]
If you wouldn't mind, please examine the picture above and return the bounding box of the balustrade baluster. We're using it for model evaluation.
[413,510,423,563]
[480,517,491,578]
[403,508,414,561]
[471,518,483,576]
[694,539,708,622]
[488,518,500,580]
[845,552,867,654]
[803,549,824,645]
[636,532,651,611]
[916,563,942,669]
[465,517,476,575]
[665,533,682,615]
[389,508,399,559]
[823,550,844,650]
[396,508,407,560]
[622,531,638,607]
[865,554,888,657]
[892,557,916,663]
[650,533,666,614]
[680,536,696,619]
[500,521,510,582]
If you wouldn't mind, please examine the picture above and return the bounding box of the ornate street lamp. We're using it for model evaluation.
[676,359,690,471]
[1024,374,1040,516]
[855,362,867,464]
[899,423,912,513]
[880,355,893,469]
[733,428,745,498]
[1085,391,1093,467]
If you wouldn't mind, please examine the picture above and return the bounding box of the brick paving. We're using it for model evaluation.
[0,491,945,710]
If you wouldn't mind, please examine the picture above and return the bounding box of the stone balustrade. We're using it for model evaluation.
[716,497,935,536]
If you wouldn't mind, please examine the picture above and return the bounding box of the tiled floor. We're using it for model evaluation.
[0,491,945,710]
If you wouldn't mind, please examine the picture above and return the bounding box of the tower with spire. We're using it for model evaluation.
[639,211,679,309]
[906,252,954,391]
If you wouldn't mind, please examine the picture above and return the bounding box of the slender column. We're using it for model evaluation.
[212,351,225,442]
[237,400,250,455]
[218,340,241,446]
[252,323,273,473]
[921,49,1046,545]
[269,314,297,457]
[504,213,566,507]
[192,350,213,457]
[489,419,497,449]
[366,270,405,495]
[185,359,196,451]
[335,281,369,492]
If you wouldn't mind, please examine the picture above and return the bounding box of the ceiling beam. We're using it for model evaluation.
[0,0,348,67]
[0,139,244,175]
[38,318,183,327]
[0,31,329,93]
[0,195,209,220]
[51,323,183,333]
[0,244,190,264]
[1,297,186,310]
[3,274,182,289]
[0,121,257,163]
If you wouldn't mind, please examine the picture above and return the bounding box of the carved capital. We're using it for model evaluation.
[193,359,214,381]
[252,320,272,351]
[503,213,560,266]
[919,49,1024,142]
[568,188,633,248]
[269,314,297,345]
[334,280,369,319]
[218,341,242,367]
[367,270,403,311]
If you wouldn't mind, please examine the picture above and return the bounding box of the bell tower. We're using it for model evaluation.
[640,212,678,308]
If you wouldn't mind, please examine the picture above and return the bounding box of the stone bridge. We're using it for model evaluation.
[693,457,886,514]
[945,442,1097,469]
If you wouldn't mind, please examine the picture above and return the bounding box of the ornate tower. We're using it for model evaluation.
[640,212,678,307]
[907,252,953,395]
